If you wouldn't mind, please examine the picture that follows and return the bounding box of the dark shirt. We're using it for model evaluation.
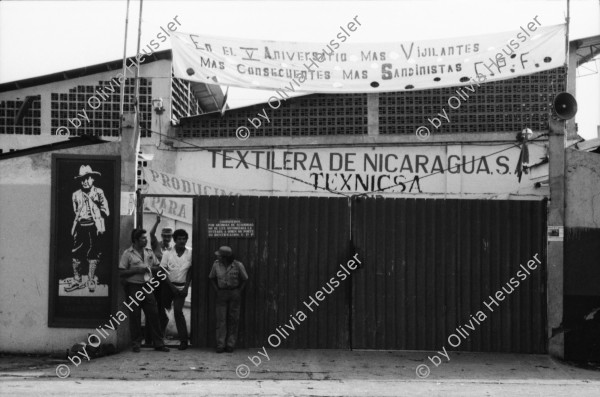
[209,260,248,288]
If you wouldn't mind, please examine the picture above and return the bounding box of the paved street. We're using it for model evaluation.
[1,349,600,396]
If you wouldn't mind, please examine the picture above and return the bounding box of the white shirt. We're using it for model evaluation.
[153,241,174,262]
[160,247,192,288]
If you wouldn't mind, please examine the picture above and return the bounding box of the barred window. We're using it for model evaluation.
[171,77,201,124]
[50,78,152,137]
[0,96,41,135]
[176,68,565,138]
[177,93,368,138]
[379,68,566,134]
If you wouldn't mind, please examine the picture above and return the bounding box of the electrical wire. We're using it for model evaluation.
[143,127,352,198]
[355,133,549,197]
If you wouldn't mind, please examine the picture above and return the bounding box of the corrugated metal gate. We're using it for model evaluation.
[352,197,547,353]
[192,196,547,353]
[192,195,351,349]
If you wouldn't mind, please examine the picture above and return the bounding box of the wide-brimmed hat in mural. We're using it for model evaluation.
[74,165,101,179]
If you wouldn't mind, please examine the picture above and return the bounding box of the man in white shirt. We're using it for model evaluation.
[160,229,192,350]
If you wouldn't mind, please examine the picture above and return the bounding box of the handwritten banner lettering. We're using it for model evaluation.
[172,22,565,93]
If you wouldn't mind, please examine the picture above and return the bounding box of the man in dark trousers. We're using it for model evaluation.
[119,228,169,353]
[209,246,248,353]
[160,229,192,350]
[145,212,172,343]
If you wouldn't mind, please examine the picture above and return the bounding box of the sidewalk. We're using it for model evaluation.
[2,348,600,396]
[3,347,600,380]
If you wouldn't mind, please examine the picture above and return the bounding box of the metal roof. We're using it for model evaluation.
[0,50,225,114]
[0,135,109,161]
[0,51,171,93]
[574,34,600,66]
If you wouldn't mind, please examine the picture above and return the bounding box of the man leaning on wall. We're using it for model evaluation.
[118,228,170,353]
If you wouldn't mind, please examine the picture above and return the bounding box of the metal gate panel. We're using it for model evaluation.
[193,195,350,349]
[351,198,547,353]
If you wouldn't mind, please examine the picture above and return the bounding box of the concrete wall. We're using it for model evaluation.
[563,148,600,296]
[563,149,600,360]
[566,149,600,228]
[0,141,120,353]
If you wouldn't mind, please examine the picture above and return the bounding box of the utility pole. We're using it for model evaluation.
[547,0,570,359]
[120,0,130,120]
[117,0,143,350]
[133,0,144,140]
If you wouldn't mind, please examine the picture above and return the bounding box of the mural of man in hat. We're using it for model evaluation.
[64,165,110,293]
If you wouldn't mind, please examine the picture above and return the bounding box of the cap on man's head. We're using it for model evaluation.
[215,246,233,257]
[161,227,174,236]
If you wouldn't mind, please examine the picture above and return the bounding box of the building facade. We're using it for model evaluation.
[1,41,598,358]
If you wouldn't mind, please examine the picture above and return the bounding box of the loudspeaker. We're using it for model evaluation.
[553,92,578,120]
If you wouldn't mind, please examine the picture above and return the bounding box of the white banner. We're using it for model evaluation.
[172,21,565,93]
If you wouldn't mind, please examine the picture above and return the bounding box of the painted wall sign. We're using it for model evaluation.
[207,219,255,238]
[173,144,548,198]
[171,23,565,93]
[49,155,121,328]
[548,226,564,241]
[142,168,242,224]
[144,143,548,225]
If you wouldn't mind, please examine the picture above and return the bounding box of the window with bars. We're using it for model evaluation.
[177,93,368,138]
[0,96,41,135]
[50,78,152,137]
[175,68,565,138]
[171,77,201,124]
[379,68,566,134]
[137,159,148,189]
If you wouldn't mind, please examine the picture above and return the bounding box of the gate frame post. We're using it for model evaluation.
[547,118,566,359]
[116,112,140,351]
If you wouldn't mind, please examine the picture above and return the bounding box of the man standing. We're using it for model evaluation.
[160,229,192,350]
[119,228,169,353]
[209,246,248,353]
[149,213,174,262]
[146,213,172,342]
[65,165,109,293]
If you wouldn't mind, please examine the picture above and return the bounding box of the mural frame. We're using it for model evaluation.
[49,154,120,328]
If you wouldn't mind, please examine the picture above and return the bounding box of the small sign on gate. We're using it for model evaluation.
[547,226,564,242]
[208,219,255,238]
